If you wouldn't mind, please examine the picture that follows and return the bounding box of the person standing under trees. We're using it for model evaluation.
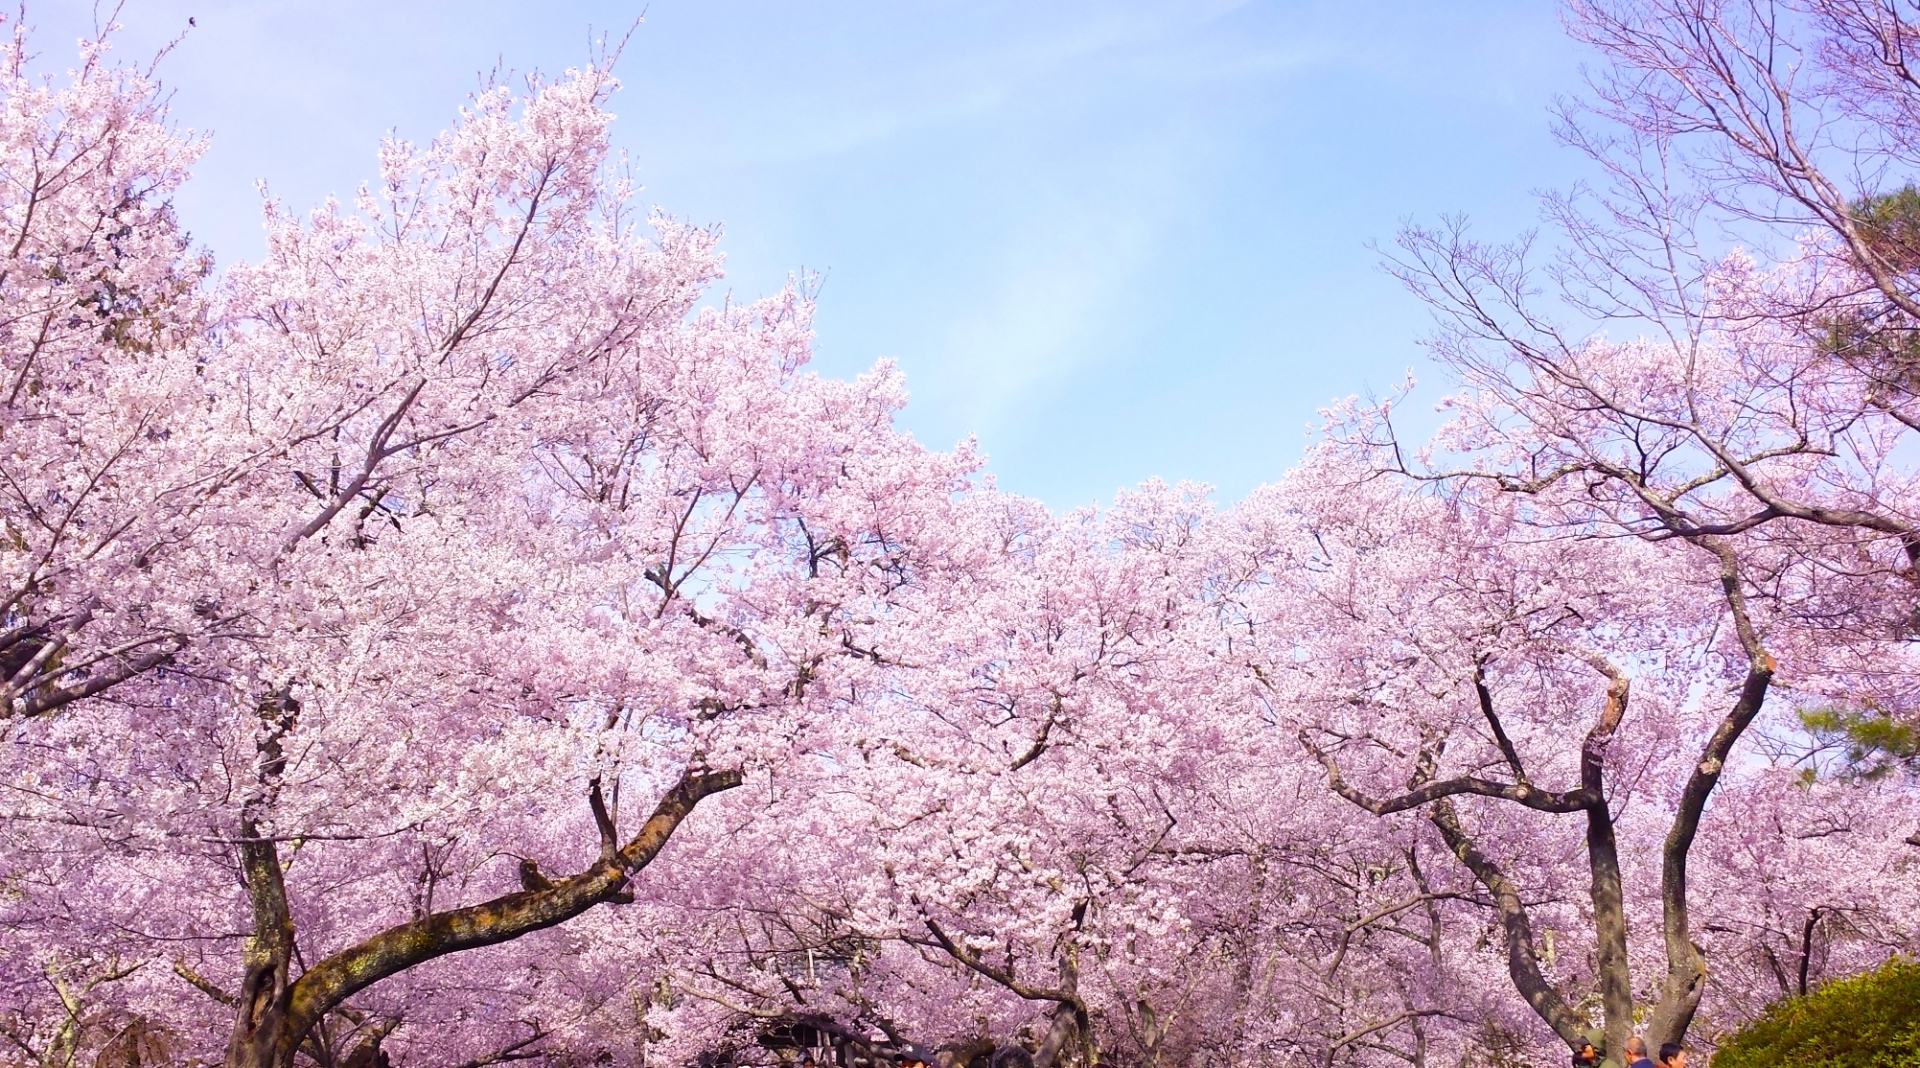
[1658,1042,1687,1068]
[1574,1039,1603,1067]
[1625,1035,1655,1068]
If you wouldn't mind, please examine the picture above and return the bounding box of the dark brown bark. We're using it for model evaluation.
[225,830,297,1068]
[1032,1003,1083,1068]
[1580,661,1632,1063]
[1797,907,1824,998]
[222,767,742,1068]
[1313,527,1782,1056]
[1638,541,1773,1049]
[1644,657,1772,1048]
[1301,730,1595,815]
[226,691,301,1068]
[1315,660,1639,1058]
[1425,798,1588,1048]
[922,918,1094,1068]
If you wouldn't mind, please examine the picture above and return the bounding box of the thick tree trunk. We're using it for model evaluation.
[1581,663,1632,1066]
[224,839,297,1068]
[1030,1002,1085,1068]
[1584,804,1630,1064]
[926,917,1091,1068]
[227,692,301,1068]
[1019,948,1088,1068]
[1420,633,1765,1059]
[219,767,741,1068]
[1645,660,1772,1047]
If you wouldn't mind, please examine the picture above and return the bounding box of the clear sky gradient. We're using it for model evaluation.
[32,1,1591,508]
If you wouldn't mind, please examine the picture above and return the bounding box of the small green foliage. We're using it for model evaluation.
[1712,959,1920,1068]
[1818,186,1920,378]
[1800,705,1920,781]
[1814,307,1920,371]
[1851,185,1920,273]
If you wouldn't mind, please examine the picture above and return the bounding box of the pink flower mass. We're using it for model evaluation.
[3,4,1919,1067]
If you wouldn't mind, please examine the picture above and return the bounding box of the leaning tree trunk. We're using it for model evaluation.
[1644,637,1774,1048]
[1032,1007,1081,1068]
[220,767,742,1068]
[1031,950,1090,1068]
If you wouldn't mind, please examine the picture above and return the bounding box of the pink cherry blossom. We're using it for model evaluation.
[5,8,1920,1068]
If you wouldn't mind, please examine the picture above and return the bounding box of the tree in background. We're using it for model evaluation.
[1230,0,1920,1060]
[595,483,1559,1068]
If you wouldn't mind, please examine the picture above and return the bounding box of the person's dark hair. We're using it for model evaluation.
[990,1048,1034,1068]
[1658,1042,1684,1064]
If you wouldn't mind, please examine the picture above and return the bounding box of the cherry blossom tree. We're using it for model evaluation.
[2,22,981,1068]
[0,14,214,721]
[604,481,1755,1068]
[1227,1,1920,1060]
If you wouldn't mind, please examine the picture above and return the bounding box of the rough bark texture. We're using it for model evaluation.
[1425,798,1588,1049]
[222,767,742,1068]
[226,692,301,1068]
[1645,659,1773,1048]
[1582,663,1632,1064]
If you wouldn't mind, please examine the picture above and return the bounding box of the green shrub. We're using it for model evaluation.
[1712,959,1920,1068]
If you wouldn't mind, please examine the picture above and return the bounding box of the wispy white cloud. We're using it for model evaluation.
[664,1,1293,167]
[932,200,1160,433]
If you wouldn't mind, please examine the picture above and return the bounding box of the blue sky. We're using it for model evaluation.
[35,1,1590,508]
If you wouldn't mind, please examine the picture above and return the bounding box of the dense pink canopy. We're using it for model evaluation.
[3,6,1919,1068]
